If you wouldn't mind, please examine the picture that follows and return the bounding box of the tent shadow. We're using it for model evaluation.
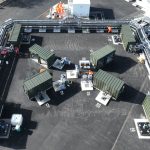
[47,82,81,106]
[103,55,137,74]
[0,53,18,103]
[118,85,146,105]
[19,35,43,58]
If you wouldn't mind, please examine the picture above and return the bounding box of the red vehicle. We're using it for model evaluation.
[14,47,19,55]
[0,49,8,56]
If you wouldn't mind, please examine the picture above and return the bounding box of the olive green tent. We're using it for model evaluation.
[90,45,116,67]
[93,69,125,99]
[23,70,52,99]
[8,24,21,43]
[120,25,136,51]
[29,44,55,67]
[143,95,150,121]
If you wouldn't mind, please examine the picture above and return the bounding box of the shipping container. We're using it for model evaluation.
[143,95,150,121]
[93,69,125,99]
[29,44,55,67]
[120,25,136,52]
[23,70,52,99]
[90,45,116,68]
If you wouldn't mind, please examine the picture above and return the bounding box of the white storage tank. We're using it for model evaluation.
[71,0,90,17]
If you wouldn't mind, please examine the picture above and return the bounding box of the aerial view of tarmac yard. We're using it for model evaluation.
[0,0,150,150]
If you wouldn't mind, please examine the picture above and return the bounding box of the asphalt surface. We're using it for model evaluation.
[0,53,18,110]
[0,0,141,24]
[0,0,60,24]
[0,33,149,150]
[0,0,149,150]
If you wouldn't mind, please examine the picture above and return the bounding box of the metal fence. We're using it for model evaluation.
[130,20,150,66]
[0,18,130,48]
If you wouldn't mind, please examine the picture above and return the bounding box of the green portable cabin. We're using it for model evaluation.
[90,45,116,68]
[23,70,52,99]
[8,24,22,43]
[93,69,125,99]
[29,44,55,67]
[120,25,136,52]
[143,95,150,121]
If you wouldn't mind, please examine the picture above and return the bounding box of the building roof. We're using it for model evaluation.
[8,24,21,42]
[93,69,124,99]
[23,70,52,92]
[143,95,150,121]
[90,45,115,65]
[29,44,54,61]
